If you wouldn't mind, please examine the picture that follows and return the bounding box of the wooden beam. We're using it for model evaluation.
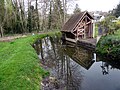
[85,15,91,21]
[72,14,86,33]
[71,11,94,33]
[86,21,92,25]
[71,31,76,36]
[76,21,91,29]
[71,14,92,39]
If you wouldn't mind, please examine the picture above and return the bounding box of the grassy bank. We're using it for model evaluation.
[0,31,60,90]
[96,30,120,59]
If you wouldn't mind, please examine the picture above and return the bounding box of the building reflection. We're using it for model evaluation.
[63,46,95,70]
[33,36,97,89]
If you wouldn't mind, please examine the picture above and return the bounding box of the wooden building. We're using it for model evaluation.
[61,11,94,41]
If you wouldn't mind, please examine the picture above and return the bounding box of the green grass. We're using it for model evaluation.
[0,31,60,90]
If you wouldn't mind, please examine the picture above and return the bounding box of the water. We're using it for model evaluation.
[33,36,120,90]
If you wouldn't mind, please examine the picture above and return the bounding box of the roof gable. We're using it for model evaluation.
[62,11,94,32]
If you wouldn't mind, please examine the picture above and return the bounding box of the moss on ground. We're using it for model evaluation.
[0,31,60,90]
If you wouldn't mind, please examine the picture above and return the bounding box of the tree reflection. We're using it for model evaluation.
[101,62,109,75]
[33,36,96,90]
[97,56,120,75]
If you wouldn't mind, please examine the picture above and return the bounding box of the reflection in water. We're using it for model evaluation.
[64,46,95,70]
[33,36,120,90]
[101,62,109,75]
[97,59,120,75]
[33,36,95,90]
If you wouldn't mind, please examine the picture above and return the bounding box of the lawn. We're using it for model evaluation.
[0,31,60,90]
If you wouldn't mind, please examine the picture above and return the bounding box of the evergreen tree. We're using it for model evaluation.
[114,3,120,17]
[51,0,64,29]
[73,4,81,14]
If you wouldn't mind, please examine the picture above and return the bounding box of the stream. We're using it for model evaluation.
[33,36,120,90]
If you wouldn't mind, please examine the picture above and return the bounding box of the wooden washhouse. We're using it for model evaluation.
[61,11,94,40]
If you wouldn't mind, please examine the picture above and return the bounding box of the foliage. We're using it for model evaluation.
[114,2,120,17]
[0,0,5,37]
[73,4,81,14]
[116,20,120,29]
[96,30,120,59]
[0,32,61,90]
[50,0,64,29]
[99,15,117,35]
[0,0,69,37]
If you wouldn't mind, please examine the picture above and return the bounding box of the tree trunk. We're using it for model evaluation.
[63,0,67,24]
[0,26,4,37]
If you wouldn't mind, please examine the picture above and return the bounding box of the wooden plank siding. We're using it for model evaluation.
[61,11,95,49]
[62,11,94,40]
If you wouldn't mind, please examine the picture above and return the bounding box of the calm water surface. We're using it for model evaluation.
[33,36,120,90]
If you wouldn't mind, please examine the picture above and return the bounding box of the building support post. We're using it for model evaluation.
[92,20,95,38]
[76,29,79,41]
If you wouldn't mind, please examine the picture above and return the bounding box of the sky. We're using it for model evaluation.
[68,0,120,13]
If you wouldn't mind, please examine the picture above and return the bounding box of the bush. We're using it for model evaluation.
[96,30,120,60]
[116,20,120,29]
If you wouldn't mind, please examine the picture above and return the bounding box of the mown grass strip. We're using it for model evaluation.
[0,31,60,90]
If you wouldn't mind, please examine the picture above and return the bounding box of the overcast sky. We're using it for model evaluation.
[68,0,120,13]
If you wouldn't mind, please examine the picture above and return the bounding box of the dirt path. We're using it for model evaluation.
[0,31,59,42]
[0,35,27,42]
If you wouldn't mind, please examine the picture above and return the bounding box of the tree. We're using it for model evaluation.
[73,4,81,14]
[63,0,67,24]
[52,0,64,29]
[35,0,40,32]
[0,0,77,36]
[114,2,120,17]
[0,0,5,37]
[116,20,120,29]
[100,16,116,35]
[48,1,52,29]
[27,0,33,33]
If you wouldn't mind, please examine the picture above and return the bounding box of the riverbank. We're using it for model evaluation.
[96,30,120,60]
[0,31,60,90]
